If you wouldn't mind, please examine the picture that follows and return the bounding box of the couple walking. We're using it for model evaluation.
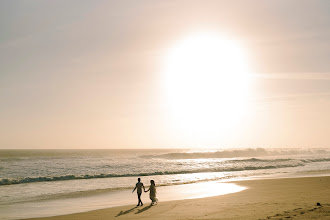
[132,178,158,206]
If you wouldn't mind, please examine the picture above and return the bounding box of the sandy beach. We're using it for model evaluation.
[26,176,330,220]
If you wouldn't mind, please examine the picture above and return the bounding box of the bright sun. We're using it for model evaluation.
[163,32,251,140]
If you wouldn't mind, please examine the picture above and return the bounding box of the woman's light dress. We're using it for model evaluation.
[149,185,158,204]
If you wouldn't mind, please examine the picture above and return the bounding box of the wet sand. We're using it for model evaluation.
[26,176,330,220]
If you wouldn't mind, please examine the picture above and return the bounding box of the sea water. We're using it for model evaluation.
[0,148,329,219]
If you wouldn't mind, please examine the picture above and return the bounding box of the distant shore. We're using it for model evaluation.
[26,175,330,220]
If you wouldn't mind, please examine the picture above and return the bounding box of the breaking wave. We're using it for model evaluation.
[0,163,305,186]
[141,148,330,159]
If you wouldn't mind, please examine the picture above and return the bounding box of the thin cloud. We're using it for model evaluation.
[249,92,330,104]
[250,72,330,81]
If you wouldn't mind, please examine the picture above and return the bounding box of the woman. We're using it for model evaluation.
[144,180,158,205]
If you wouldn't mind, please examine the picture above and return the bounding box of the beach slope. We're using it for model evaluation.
[27,176,330,220]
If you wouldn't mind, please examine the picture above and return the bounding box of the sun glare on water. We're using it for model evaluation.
[163,32,251,140]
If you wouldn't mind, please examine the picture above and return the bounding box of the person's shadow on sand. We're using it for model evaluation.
[135,204,153,214]
[115,204,153,217]
[115,207,137,217]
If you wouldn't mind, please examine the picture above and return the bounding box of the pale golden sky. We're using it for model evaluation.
[1,0,330,149]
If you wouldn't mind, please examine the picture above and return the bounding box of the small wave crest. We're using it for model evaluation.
[228,158,293,162]
[301,158,330,163]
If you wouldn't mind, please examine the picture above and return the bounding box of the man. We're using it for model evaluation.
[132,178,145,206]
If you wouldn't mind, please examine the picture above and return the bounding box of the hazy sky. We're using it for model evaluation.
[1,0,330,149]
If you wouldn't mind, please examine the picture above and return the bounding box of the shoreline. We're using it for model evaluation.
[25,175,330,220]
[1,180,246,220]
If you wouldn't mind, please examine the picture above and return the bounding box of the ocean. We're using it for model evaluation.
[1,148,330,219]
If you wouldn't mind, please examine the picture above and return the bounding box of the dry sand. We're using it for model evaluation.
[26,176,330,220]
